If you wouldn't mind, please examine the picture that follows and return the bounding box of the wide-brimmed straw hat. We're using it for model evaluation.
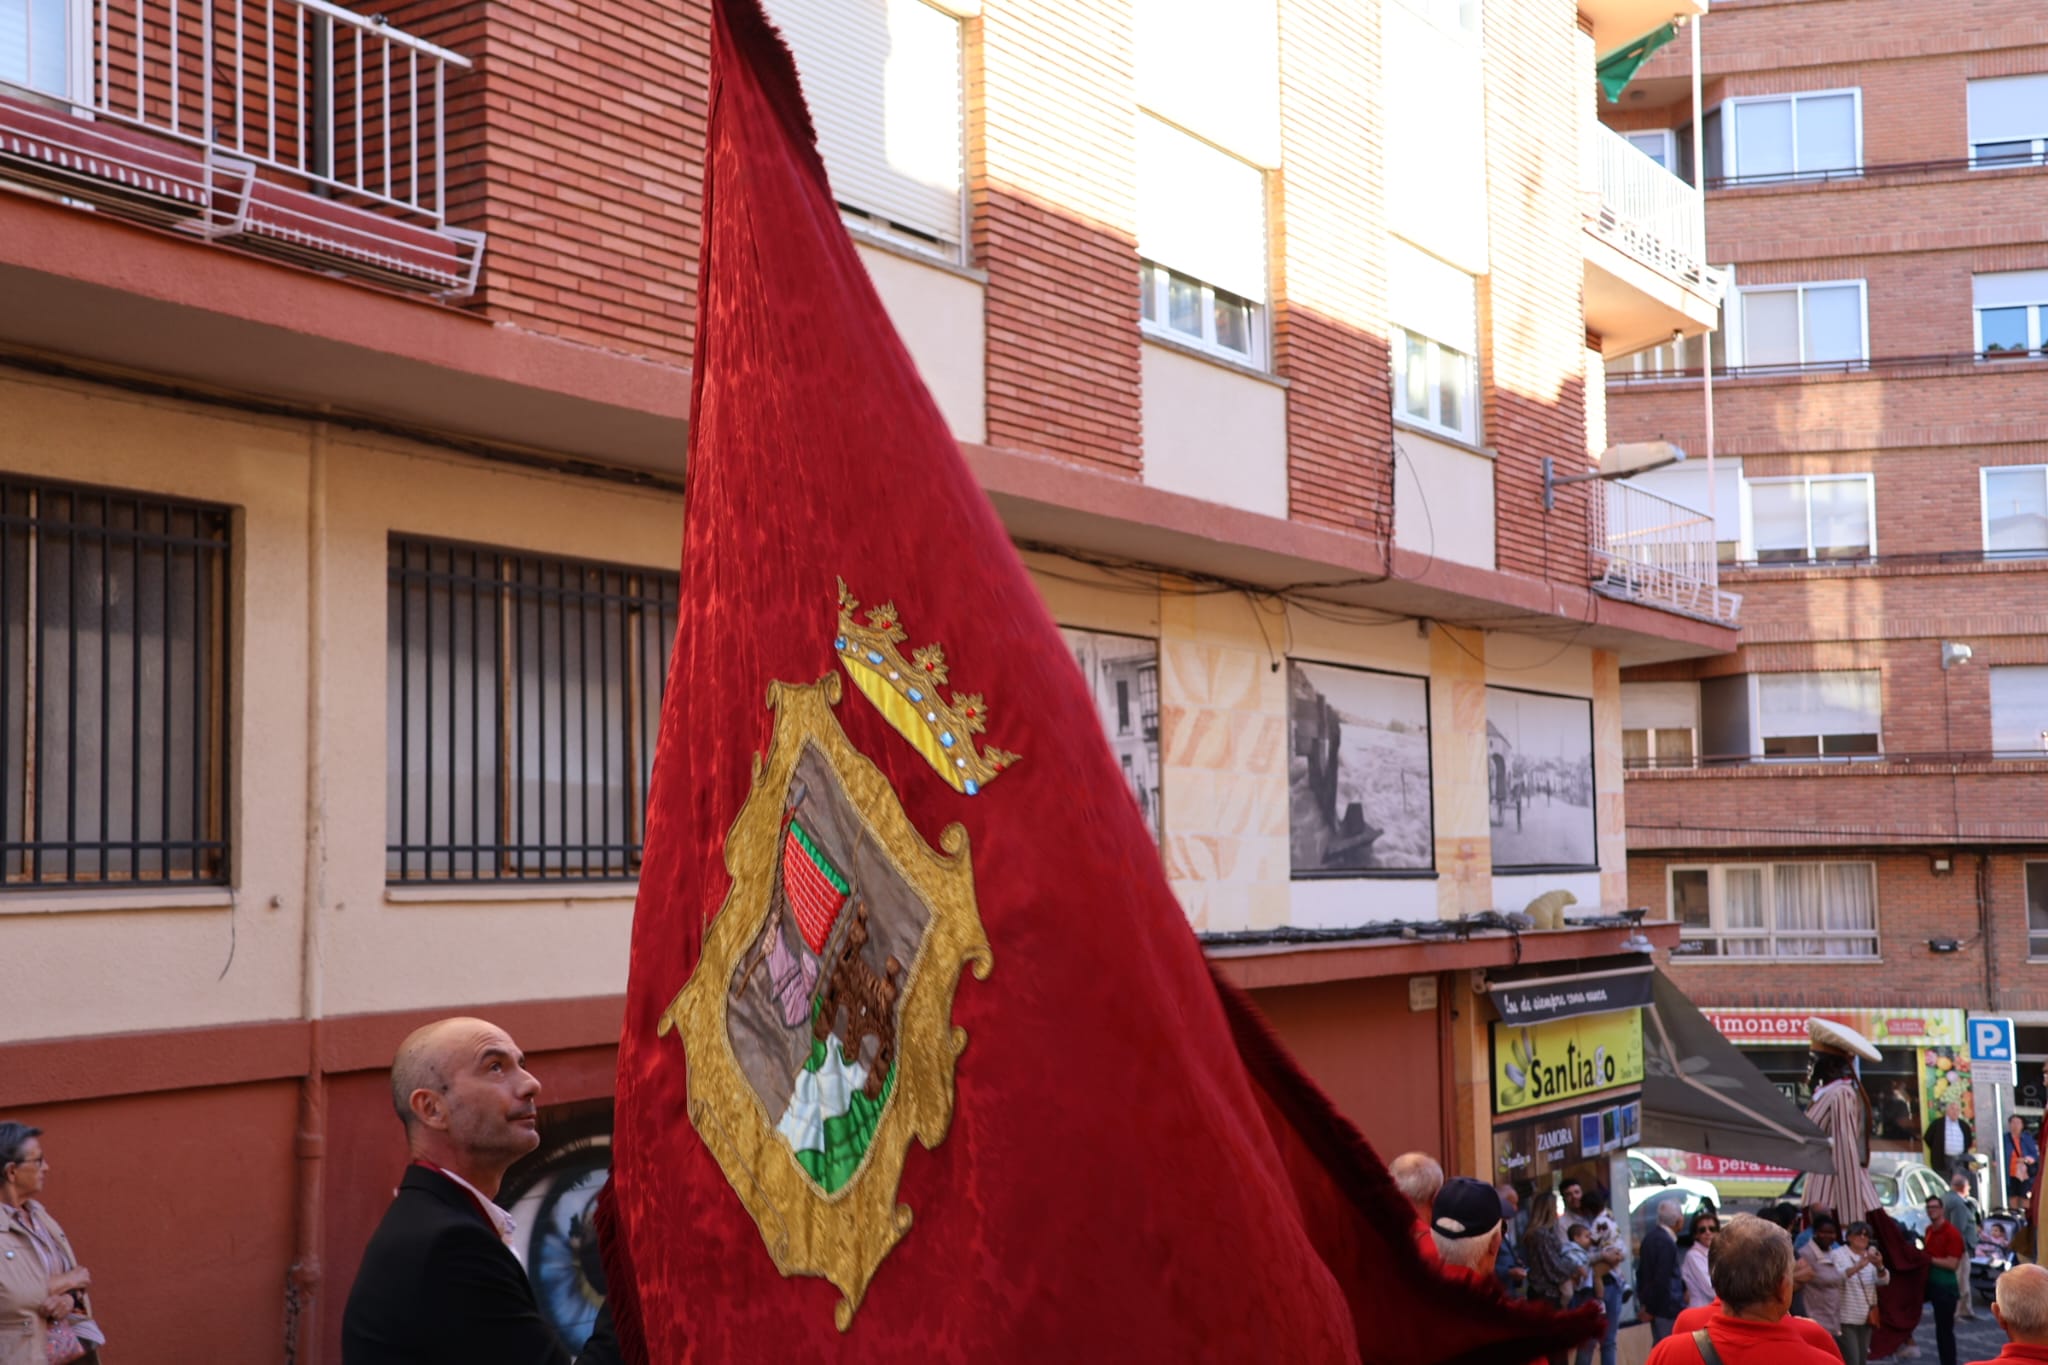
[1809,1016,1882,1062]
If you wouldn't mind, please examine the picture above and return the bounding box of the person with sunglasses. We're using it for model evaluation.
[1682,1213,1718,1310]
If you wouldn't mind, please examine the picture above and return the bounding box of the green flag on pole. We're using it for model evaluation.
[1598,21,1679,102]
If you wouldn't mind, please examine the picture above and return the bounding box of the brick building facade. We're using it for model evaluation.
[1,0,1729,1357]
[1604,0,2048,1182]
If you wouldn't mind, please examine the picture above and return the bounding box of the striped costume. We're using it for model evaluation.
[1804,1077,1882,1219]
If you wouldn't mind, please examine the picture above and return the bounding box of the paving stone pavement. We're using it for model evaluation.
[1874,1298,2014,1362]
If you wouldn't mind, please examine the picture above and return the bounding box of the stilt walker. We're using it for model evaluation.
[1804,1017,1928,1358]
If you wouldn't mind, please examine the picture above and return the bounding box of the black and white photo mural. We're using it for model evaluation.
[1059,627,1162,841]
[1286,660,1434,874]
[1485,686,1597,871]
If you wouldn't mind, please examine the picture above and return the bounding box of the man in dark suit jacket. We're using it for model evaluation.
[1635,1196,1686,1341]
[342,1017,620,1365]
[1925,1102,1976,1178]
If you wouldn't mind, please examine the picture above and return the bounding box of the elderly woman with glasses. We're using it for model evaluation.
[0,1122,101,1365]
[1681,1211,1718,1309]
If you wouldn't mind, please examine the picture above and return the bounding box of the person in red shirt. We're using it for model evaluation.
[1925,1195,1968,1365]
[1972,1262,2048,1365]
[1646,1215,1841,1365]
[1672,1300,1841,1357]
[1394,1151,1445,1264]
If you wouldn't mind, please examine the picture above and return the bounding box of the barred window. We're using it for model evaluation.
[386,538,678,883]
[1,478,232,886]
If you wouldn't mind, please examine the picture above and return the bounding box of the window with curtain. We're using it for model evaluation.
[385,537,678,882]
[1388,237,1480,444]
[1736,282,1865,368]
[1967,75,2048,168]
[1975,270,2048,360]
[2028,863,2048,958]
[1746,474,1873,563]
[1136,114,1269,365]
[1671,862,1877,958]
[1985,466,2048,555]
[1723,91,1860,182]
[2,478,231,887]
[1991,666,2048,758]
[1757,670,1881,758]
[760,0,967,260]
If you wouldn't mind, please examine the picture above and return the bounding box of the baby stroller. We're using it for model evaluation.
[1973,1209,2026,1305]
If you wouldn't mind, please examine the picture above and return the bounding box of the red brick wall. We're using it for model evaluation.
[973,0,1144,476]
[1485,0,1595,581]
[390,0,707,364]
[1632,849,2048,1013]
[1276,0,1394,533]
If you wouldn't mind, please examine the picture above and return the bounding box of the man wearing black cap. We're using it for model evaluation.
[1430,1177,1510,1285]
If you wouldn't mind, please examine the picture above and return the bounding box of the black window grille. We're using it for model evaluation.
[386,537,679,883]
[1,477,232,886]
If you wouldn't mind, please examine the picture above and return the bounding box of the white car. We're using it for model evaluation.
[1627,1151,1719,1231]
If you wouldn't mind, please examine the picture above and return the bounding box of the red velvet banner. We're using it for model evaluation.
[598,2,1602,1360]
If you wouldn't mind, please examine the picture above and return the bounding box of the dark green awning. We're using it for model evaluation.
[1642,970,1837,1173]
[1598,21,1679,103]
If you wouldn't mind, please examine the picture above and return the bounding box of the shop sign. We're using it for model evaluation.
[1493,1097,1643,1182]
[1490,967,1653,1026]
[1657,1152,1796,1183]
[1492,1007,1644,1116]
[1700,1007,1965,1049]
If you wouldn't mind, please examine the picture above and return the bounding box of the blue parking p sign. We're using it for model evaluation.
[1971,1016,2016,1083]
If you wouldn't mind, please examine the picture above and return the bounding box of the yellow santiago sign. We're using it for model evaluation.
[1492,1008,1644,1116]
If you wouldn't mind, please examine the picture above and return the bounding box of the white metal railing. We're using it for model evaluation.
[82,0,470,223]
[1586,122,1720,299]
[1593,480,1742,626]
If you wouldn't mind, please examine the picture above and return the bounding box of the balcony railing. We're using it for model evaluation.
[1591,480,1741,626]
[1585,123,1721,301]
[0,0,482,295]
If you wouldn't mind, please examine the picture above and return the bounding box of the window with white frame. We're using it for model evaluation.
[1756,670,1881,757]
[2027,863,2048,957]
[0,0,72,97]
[1975,270,2048,360]
[1984,466,2048,555]
[1388,237,1480,444]
[1136,114,1269,365]
[1722,91,1861,182]
[1622,728,1695,768]
[1735,281,1866,369]
[1968,75,2048,169]
[1991,666,2048,758]
[760,0,967,261]
[1625,129,1678,172]
[1670,862,1879,959]
[1622,680,1700,769]
[1746,473,1873,563]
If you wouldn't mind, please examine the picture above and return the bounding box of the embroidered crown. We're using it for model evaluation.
[834,579,1019,795]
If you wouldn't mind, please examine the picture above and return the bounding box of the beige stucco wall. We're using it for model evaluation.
[0,372,680,1041]
[1021,550,1631,935]
[1139,343,1289,518]
[1393,428,1497,571]
[855,241,988,444]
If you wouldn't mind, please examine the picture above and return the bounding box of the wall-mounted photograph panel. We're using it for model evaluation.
[1059,627,1162,841]
[1486,686,1597,871]
[1287,659,1434,874]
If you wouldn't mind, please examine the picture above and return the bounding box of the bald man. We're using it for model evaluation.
[1972,1263,2048,1365]
[341,1018,619,1365]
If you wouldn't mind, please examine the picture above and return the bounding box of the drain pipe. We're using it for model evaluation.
[286,424,332,1364]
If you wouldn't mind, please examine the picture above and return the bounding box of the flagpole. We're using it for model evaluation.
[1692,13,1717,546]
